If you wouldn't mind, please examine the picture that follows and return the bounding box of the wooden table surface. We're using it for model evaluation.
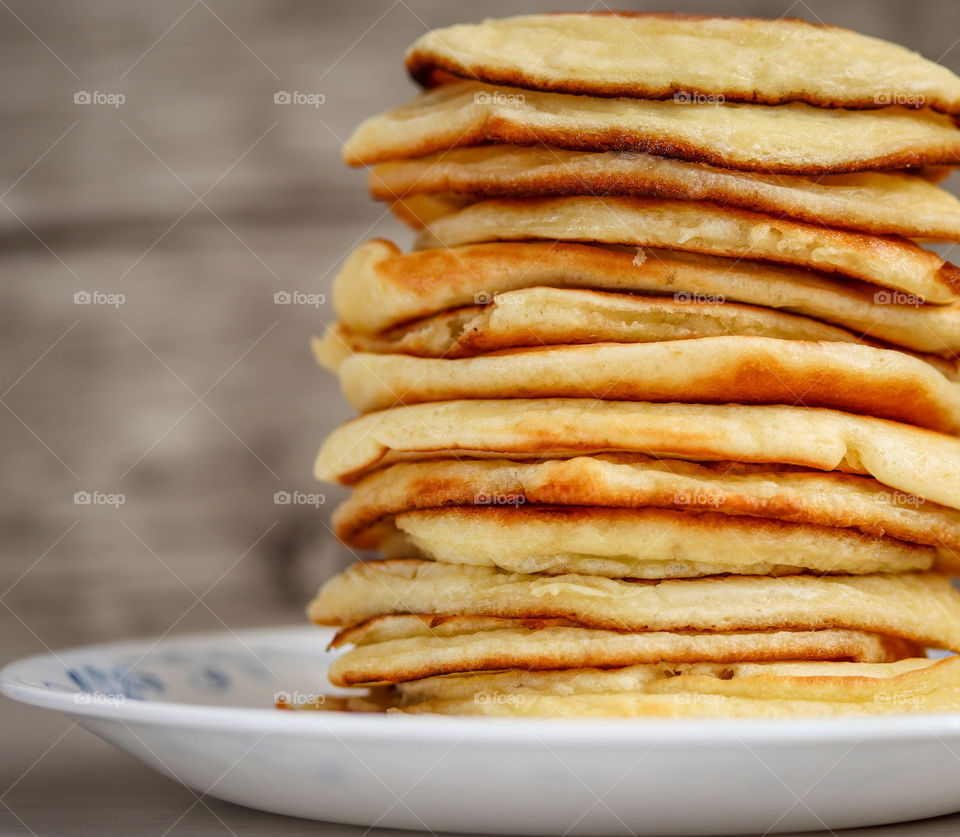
[4,0,960,834]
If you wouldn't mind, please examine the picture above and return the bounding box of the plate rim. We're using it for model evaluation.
[5,624,960,745]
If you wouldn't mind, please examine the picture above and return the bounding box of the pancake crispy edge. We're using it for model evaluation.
[406,13,960,113]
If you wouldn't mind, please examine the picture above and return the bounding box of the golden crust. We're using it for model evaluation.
[405,13,960,113]
[332,240,960,356]
[331,455,960,553]
[327,618,919,686]
[324,338,960,433]
[343,81,960,174]
[370,146,960,241]
[313,400,960,519]
[318,288,872,359]
[384,657,960,717]
[307,560,960,652]
[416,197,960,304]
[386,506,947,579]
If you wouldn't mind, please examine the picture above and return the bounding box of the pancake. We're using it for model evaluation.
[331,455,960,553]
[332,240,960,356]
[317,288,869,360]
[371,145,960,241]
[416,197,960,304]
[406,14,960,113]
[385,657,960,717]
[388,193,474,228]
[313,400,960,514]
[386,506,938,579]
[307,560,960,651]
[327,617,919,686]
[343,81,960,174]
[321,339,960,431]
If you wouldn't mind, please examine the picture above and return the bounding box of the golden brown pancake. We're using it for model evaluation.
[416,197,960,304]
[317,288,871,360]
[327,615,919,686]
[381,657,960,717]
[331,241,960,357]
[371,145,960,241]
[406,13,960,113]
[308,559,960,651]
[331,455,960,553]
[321,338,960,432]
[344,81,960,173]
[384,506,940,579]
[314,400,960,515]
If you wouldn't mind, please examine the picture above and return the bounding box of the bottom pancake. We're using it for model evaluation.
[304,657,960,717]
[326,614,919,686]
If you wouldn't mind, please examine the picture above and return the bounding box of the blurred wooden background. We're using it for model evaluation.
[3,0,960,663]
[5,1,960,832]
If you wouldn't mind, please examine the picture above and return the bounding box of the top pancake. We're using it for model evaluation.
[406,13,960,113]
[343,81,960,174]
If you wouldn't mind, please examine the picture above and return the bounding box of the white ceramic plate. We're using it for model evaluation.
[4,626,960,836]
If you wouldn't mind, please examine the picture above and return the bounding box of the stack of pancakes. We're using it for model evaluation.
[306,13,960,717]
